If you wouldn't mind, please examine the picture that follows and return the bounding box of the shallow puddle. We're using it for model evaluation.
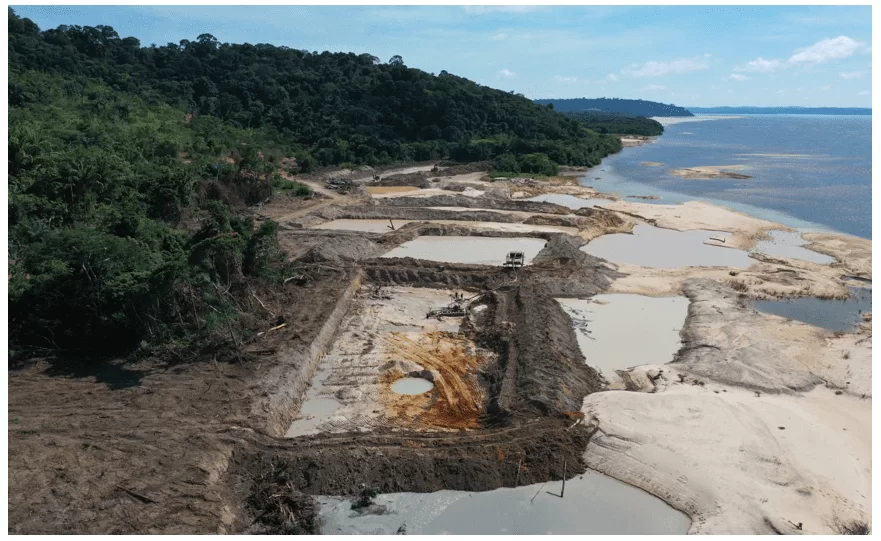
[391,377,434,395]
[750,230,835,265]
[312,219,412,233]
[754,286,871,332]
[558,295,688,384]
[582,223,754,269]
[526,193,613,209]
[285,361,343,438]
[382,236,547,266]
[317,469,691,534]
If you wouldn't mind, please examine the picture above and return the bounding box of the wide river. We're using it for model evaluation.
[585,114,871,239]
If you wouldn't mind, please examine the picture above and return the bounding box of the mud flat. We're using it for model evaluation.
[311,219,412,233]
[558,295,688,387]
[526,193,613,209]
[668,165,751,180]
[284,286,492,436]
[366,186,420,194]
[754,286,871,332]
[750,230,836,265]
[382,236,547,266]
[582,224,754,269]
[316,468,691,535]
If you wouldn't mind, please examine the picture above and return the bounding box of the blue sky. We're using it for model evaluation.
[13,5,873,107]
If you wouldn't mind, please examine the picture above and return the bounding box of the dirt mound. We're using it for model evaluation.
[240,419,595,533]
[485,286,605,415]
[376,194,571,214]
[372,171,432,188]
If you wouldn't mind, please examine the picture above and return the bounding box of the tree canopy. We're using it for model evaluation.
[7,8,626,359]
[562,111,664,136]
[534,97,693,117]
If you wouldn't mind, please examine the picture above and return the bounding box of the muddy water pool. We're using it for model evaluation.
[749,230,836,265]
[753,286,871,332]
[582,223,754,269]
[381,236,547,266]
[391,377,434,395]
[316,468,691,534]
[558,295,689,385]
[285,361,343,438]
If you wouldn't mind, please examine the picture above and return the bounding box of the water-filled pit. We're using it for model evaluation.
[381,236,547,266]
[753,286,872,332]
[582,223,754,269]
[558,294,689,385]
[316,468,691,534]
[391,377,434,395]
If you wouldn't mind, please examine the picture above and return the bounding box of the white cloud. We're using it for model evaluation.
[489,32,507,41]
[622,54,711,77]
[641,84,666,91]
[464,6,536,15]
[776,90,785,95]
[497,68,517,79]
[727,73,750,81]
[736,57,783,73]
[840,70,865,79]
[605,73,619,82]
[857,90,870,96]
[820,85,831,91]
[789,36,866,64]
[553,76,577,83]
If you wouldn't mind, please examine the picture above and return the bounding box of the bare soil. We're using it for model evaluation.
[8,167,619,534]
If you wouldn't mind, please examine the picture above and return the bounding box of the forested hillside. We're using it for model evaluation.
[8,8,623,358]
[9,10,621,168]
[535,98,693,117]
[562,111,664,136]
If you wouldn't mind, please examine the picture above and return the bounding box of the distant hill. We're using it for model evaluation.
[562,111,664,136]
[688,106,871,116]
[534,98,694,117]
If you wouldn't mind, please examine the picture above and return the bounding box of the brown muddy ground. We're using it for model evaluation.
[9,173,622,534]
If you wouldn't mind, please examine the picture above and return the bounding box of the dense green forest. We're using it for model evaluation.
[562,111,664,136]
[8,9,624,359]
[534,98,693,117]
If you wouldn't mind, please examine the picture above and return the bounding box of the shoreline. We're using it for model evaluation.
[568,141,872,534]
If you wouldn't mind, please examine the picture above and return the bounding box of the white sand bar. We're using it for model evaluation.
[382,236,547,265]
[558,295,688,384]
[583,224,754,269]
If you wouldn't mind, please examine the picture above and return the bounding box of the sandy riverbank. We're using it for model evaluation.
[274,150,871,535]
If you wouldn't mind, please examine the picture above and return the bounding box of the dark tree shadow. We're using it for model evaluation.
[38,354,146,390]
